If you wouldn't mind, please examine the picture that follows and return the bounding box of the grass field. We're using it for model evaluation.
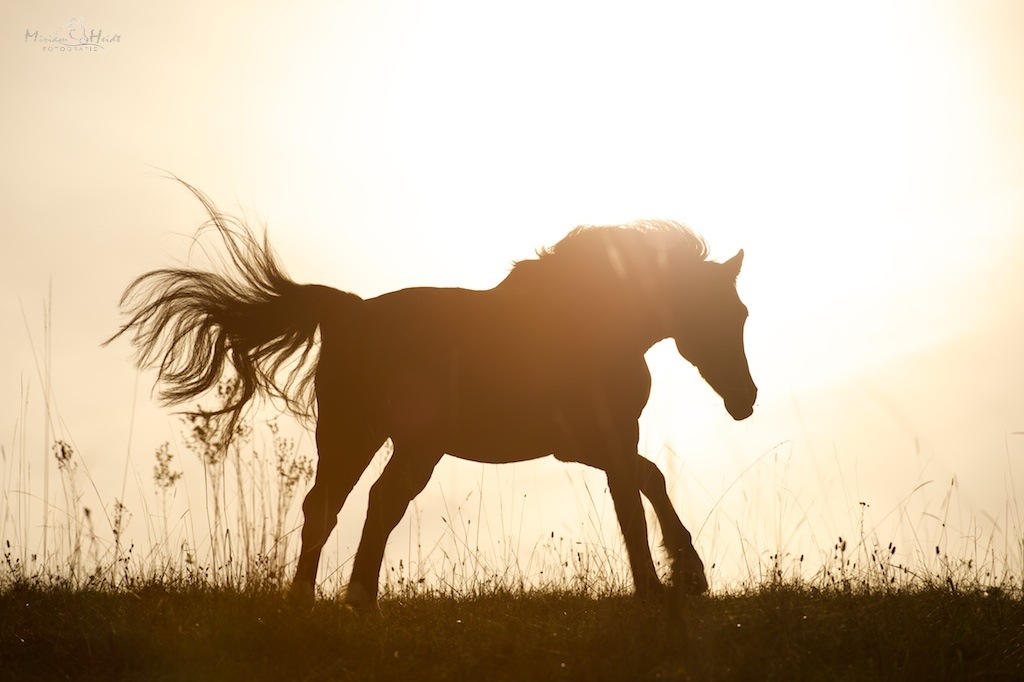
[2,580,1022,680]
[3,381,1023,679]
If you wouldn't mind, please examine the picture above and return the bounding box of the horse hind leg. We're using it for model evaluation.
[345,444,442,610]
[636,454,708,595]
[289,417,384,607]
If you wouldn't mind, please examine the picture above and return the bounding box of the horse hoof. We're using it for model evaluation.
[634,579,667,602]
[287,581,316,610]
[675,572,709,596]
[343,582,377,611]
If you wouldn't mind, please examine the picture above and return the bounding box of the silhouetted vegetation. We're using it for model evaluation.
[2,580,1021,680]
[4,417,1022,679]
[4,416,1023,679]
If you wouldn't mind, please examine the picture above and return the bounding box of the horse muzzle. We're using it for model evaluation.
[724,385,757,421]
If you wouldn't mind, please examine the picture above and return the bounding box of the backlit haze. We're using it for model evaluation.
[3,1,1023,587]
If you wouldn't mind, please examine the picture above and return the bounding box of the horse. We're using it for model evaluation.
[107,183,756,609]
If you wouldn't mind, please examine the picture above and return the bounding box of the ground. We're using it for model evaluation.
[1,583,1021,680]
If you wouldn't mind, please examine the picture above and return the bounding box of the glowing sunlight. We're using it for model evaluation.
[2,0,1023,609]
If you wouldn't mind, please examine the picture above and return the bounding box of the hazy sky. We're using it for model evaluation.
[3,1,1023,584]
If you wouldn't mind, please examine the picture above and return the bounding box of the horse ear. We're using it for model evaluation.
[722,249,744,279]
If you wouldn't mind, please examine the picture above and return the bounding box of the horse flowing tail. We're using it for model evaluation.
[106,183,351,441]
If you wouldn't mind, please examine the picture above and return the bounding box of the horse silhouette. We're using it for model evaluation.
[107,182,756,608]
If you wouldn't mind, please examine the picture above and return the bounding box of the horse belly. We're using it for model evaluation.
[444,405,564,464]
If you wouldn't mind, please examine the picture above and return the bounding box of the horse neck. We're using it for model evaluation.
[500,263,671,354]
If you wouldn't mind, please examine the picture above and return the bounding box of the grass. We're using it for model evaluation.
[3,345,1023,679]
[1,580,1021,680]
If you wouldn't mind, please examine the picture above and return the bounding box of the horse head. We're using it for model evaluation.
[671,249,757,420]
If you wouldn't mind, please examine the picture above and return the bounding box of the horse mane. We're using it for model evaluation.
[507,220,709,285]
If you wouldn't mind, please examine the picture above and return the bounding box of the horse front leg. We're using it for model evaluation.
[289,416,383,607]
[604,454,664,600]
[345,445,442,610]
[636,454,708,595]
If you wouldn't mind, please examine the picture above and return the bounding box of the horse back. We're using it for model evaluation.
[317,285,652,461]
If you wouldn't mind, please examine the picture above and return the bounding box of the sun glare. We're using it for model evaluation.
[4,1,1021,601]
[238,4,1024,485]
